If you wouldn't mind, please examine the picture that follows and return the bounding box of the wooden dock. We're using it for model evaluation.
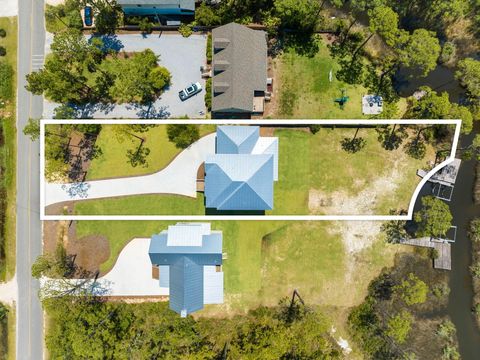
[401,238,451,270]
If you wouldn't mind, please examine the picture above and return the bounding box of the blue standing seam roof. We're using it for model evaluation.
[216,126,259,154]
[205,153,274,210]
[148,224,223,316]
[169,257,204,315]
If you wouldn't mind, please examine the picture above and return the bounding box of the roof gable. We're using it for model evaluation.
[216,126,259,154]
[205,154,274,210]
[169,257,204,316]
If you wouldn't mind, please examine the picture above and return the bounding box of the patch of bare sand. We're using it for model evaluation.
[309,164,402,216]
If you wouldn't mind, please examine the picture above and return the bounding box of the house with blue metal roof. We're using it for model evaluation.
[205,126,278,211]
[149,223,223,317]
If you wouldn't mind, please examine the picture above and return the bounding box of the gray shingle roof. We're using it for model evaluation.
[212,23,267,113]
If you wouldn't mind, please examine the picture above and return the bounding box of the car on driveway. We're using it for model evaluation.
[84,6,93,26]
[179,82,202,101]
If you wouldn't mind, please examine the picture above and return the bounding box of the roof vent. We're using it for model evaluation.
[213,38,230,50]
[180,309,187,318]
[213,59,229,73]
[213,82,230,94]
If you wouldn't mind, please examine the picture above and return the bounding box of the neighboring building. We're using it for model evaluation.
[117,0,195,16]
[211,23,268,118]
[149,223,223,317]
[205,126,278,211]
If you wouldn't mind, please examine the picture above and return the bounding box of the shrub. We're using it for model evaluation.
[0,29,6,38]
[205,78,212,111]
[167,124,200,149]
[439,42,456,64]
[206,33,212,64]
[139,18,153,34]
[473,303,480,318]
[469,218,480,242]
[0,47,6,57]
[178,23,193,37]
[150,66,171,91]
[436,320,456,340]
[432,283,450,299]
[470,262,480,278]
[309,125,321,134]
[395,273,429,306]
[385,310,412,344]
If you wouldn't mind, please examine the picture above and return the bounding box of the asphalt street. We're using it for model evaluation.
[16,0,45,359]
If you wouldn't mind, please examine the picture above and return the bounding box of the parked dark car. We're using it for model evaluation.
[84,6,93,27]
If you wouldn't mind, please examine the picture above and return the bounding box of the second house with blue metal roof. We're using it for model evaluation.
[149,222,223,317]
[204,126,278,212]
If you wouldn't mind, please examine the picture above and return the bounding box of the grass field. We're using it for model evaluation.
[275,38,369,119]
[75,127,432,216]
[75,219,404,316]
[86,125,216,180]
[0,17,17,282]
[269,127,432,215]
[74,193,205,215]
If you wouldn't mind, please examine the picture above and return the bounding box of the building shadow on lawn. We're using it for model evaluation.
[205,208,265,216]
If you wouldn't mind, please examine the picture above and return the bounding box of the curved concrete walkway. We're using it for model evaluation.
[45,133,216,206]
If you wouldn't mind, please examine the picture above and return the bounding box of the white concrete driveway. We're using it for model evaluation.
[98,238,168,296]
[43,33,207,119]
[45,133,215,206]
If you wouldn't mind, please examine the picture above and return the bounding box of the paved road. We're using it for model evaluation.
[16,0,45,359]
[45,133,216,208]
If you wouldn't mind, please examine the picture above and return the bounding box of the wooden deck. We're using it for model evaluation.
[401,238,451,270]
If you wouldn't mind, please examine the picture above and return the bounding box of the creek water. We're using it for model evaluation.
[412,127,480,359]
[394,65,480,358]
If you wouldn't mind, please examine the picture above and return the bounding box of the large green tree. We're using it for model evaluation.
[456,58,480,104]
[414,195,452,238]
[399,29,441,77]
[274,0,320,32]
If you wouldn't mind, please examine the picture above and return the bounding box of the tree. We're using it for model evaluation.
[90,0,122,34]
[0,29,6,37]
[395,273,429,306]
[23,118,41,141]
[407,87,451,119]
[0,46,6,57]
[103,50,171,104]
[195,3,221,26]
[381,219,408,244]
[414,195,452,238]
[274,0,320,32]
[456,58,480,104]
[399,29,440,77]
[0,303,8,321]
[167,124,200,149]
[385,310,412,344]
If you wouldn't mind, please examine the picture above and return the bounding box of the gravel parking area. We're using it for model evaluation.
[43,33,207,119]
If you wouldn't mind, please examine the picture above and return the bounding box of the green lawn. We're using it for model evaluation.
[74,127,431,216]
[269,127,431,215]
[275,38,369,119]
[74,193,205,215]
[0,17,17,281]
[75,218,402,315]
[86,125,215,180]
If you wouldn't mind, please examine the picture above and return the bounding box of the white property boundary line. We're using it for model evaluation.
[40,119,462,221]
